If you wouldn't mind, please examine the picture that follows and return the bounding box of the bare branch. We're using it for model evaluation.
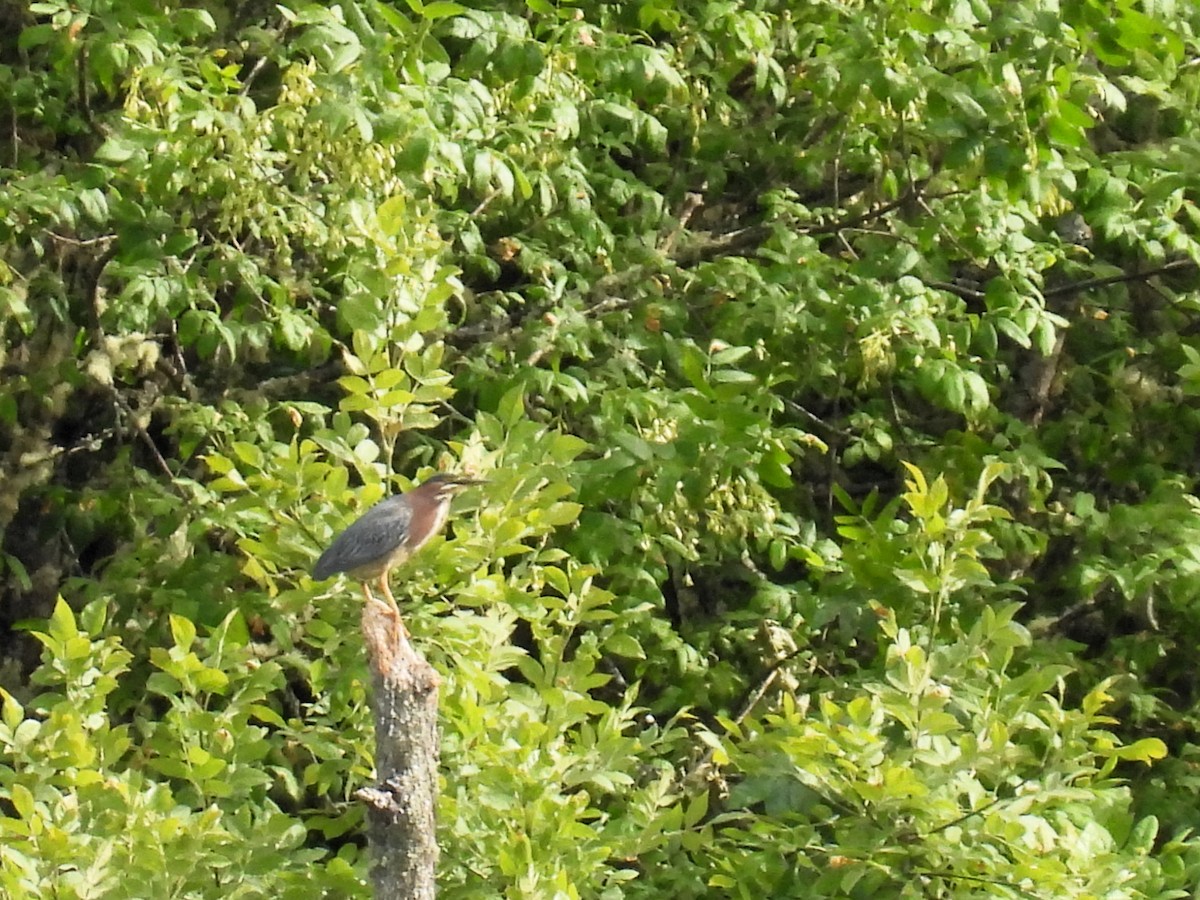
[1042,258,1195,299]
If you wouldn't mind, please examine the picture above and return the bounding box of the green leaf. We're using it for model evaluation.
[94,138,137,163]
[194,666,230,694]
[678,343,712,396]
[79,599,108,637]
[1032,318,1058,356]
[232,441,264,468]
[9,783,35,819]
[542,566,571,597]
[709,369,756,384]
[1128,815,1158,853]
[170,614,197,650]
[541,502,582,527]
[710,344,752,366]
[962,371,990,415]
[683,790,709,827]
[378,195,407,235]
[497,385,526,427]
[78,188,108,222]
[1,688,24,731]
[1111,737,1167,765]
[421,1,465,18]
[605,633,644,659]
[549,433,588,464]
[48,598,78,642]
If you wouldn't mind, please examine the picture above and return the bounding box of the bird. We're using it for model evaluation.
[312,473,486,629]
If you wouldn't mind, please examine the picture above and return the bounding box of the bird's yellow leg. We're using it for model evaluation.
[378,573,408,636]
[357,580,391,619]
[361,582,391,614]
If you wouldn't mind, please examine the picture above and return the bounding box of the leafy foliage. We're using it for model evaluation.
[3,0,1200,897]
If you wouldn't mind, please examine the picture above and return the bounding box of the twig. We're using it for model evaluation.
[809,187,964,236]
[46,232,117,248]
[239,56,269,97]
[784,398,856,440]
[1042,258,1194,299]
[732,647,805,724]
[226,361,343,402]
[924,279,984,302]
[922,789,1021,836]
[83,242,118,346]
[670,186,960,268]
[79,241,186,489]
[685,645,806,783]
[240,16,291,97]
[77,41,93,130]
[434,399,474,427]
[7,426,120,465]
[917,195,974,260]
[671,225,773,267]
[108,390,178,483]
[659,191,704,256]
[471,189,500,217]
[162,317,198,401]
[1028,330,1066,428]
[8,104,17,169]
[911,870,1040,899]
[926,259,1197,307]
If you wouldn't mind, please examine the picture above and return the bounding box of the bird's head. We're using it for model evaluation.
[420,473,488,501]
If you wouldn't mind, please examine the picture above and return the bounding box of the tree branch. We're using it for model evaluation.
[1041,258,1195,299]
[447,186,957,351]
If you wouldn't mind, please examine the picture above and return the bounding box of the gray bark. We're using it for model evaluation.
[355,604,440,899]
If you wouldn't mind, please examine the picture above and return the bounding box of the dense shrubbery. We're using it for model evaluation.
[4,1,1200,896]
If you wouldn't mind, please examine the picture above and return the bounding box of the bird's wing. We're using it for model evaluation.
[312,497,414,579]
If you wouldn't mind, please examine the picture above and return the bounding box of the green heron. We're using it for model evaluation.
[312,474,486,624]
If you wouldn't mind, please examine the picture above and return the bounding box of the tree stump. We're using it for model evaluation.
[355,602,441,899]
